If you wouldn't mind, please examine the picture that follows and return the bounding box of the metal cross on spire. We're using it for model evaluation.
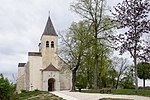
[48,11,50,17]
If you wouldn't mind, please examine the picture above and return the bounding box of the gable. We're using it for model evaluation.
[43,64,59,71]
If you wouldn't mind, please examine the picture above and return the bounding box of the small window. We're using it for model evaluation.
[46,41,49,47]
[51,41,54,48]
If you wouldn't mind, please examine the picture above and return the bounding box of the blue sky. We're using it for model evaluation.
[0,0,149,86]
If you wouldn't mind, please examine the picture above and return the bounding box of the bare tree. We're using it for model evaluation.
[113,57,128,89]
[112,0,150,90]
[139,35,150,62]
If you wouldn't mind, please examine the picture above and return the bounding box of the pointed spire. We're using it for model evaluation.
[42,16,58,36]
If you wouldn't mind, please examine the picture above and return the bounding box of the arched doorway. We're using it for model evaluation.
[48,78,55,91]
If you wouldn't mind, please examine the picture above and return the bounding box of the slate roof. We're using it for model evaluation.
[43,64,59,71]
[28,52,42,56]
[18,63,26,67]
[42,17,58,36]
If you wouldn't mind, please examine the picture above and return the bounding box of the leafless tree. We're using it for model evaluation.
[113,57,128,89]
[112,0,150,90]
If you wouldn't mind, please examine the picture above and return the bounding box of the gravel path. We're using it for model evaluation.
[51,90,150,100]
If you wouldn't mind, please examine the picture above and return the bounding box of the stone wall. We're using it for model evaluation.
[24,62,30,91]
[58,57,72,90]
[42,71,60,91]
[17,67,25,93]
[28,55,42,91]
[41,35,58,69]
[16,75,25,93]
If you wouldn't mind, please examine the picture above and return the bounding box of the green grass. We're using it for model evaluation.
[112,89,150,96]
[19,91,65,100]
[19,91,45,100]
[82,89,150,97]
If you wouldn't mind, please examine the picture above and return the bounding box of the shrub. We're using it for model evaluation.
[0,74,17,100]
[34,89,39,91]
[21,89,28,93]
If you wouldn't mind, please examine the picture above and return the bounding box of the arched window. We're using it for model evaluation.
[51,41,54,48]
[46,41,49,47]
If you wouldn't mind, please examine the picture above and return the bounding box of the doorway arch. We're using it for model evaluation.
[48,78,55,91]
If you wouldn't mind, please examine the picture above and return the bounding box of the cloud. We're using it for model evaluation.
[0,0,81,82]
[1,0,138,85]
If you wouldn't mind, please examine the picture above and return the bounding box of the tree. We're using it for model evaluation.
[0,74,17,100]
[137,62,150,88]
[112,0,150,90]
[76,49,94,89]
[112,57,129,89]
[71,0,115,90]
[59,21,91,91]
[139,35,150,62]
[120,74,135,89]
[107,66,118,88]
[120,65,135,89]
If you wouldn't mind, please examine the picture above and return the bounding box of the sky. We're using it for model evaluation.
[0,0,148,86]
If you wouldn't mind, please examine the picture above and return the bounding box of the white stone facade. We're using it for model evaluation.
[42,71,60,91]
[17,17,72,93]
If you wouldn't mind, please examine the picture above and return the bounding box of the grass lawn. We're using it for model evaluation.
[19,91,64,100]
[82,89,150,97]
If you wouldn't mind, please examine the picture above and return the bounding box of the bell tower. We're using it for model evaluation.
[39,16,58,69]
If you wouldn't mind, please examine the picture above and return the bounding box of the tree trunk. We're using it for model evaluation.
[116,73,121,89]
[102,77,106,88]
[143,78,145,88]
[71,54,81,91]
[134,56,138,90]
[112,78,116,88]
[87,66,90,89]
[94,54,98,90]
[72,69,77,91]
[116,76,119,89]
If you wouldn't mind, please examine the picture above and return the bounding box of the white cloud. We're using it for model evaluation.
[5,0,149,87]
[0,0,81,82]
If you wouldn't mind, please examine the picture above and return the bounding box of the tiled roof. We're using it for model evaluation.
[43,64,59,71]
[18,63,26,67]
[28,52,42,56]
[42,17,58,36]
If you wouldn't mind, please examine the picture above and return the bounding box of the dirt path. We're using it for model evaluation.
[51,90,150,100]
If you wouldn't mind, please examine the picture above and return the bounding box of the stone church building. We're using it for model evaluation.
[17,16,72,92]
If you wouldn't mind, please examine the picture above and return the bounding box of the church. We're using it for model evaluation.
[17,16,72,92]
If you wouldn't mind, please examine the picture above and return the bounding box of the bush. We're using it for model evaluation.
[139,86,150,90]
[120,76,135,89]
[34,89,39,91]
[0,74,17,100]
[21,89,28,93]
[122,82,135,89]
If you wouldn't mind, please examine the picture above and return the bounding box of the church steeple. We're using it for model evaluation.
[42,16,58,36]
[40,16,58,69]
